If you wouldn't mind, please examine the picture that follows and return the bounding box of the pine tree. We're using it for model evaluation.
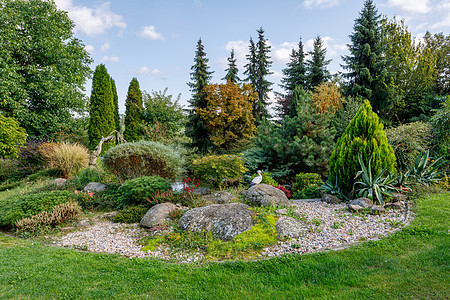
[110,78,120,132]
[280,38,307,93]
[290,86,309,118]
[223,48,240,83]
[88,64,116,150]
[306,36,331,90]
[329,100,397,195]
[244,28,273,121]
[342,0,392,114]
[186,38,214,154]
[123,78,143,142]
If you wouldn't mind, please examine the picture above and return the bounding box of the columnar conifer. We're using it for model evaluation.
[111,78,120,132]
[88,64,116,150]
[123,78,143,142]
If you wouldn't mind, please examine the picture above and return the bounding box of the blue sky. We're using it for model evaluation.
[54,0,449,114]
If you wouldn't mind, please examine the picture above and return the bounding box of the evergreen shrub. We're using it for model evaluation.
[292,173,323,199]
[386,122,431,170]
[191,154,247,187]
[119,176,172,207]
[0,190,72,227]
[103,140,183,182]
[329,100,397,195]
[112,205,149,224]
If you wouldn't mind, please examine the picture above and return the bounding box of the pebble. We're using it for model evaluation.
[53,201,409,263]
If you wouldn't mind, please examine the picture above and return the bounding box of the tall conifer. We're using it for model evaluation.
[223,48,240,83]
[123,78,143,142]
[306,36,331,90]
[186,38,214,154]
[244,28,273,121]
[342,0,392,114]
[280,38,307,93]
[88,64,115,150]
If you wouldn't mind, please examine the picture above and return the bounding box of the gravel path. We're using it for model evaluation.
[53,200,410,263]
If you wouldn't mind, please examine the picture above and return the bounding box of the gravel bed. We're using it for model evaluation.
[53,200,410,263]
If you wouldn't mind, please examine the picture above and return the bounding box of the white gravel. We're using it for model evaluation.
[53,200,410,263]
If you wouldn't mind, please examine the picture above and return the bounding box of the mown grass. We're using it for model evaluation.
[0,191,448,299]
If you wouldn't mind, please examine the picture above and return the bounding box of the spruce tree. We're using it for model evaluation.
[306,36,331,90]
[186,38,214,154]
[88,64,116,150]
[244,28,273,121]
[342,0,392,114]
[111,78,120,132]
[329,100,397,195]
[290,86,308,118]
[123,78,143,142]
[280,38,307,93]
[223,48,240,83]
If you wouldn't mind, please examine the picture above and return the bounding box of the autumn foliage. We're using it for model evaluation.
[311,82,345,115]
[197,81,257,152]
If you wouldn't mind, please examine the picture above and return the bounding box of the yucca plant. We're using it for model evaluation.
[354,154,397,205]
[321,176,347,200]
[409,150,445,186]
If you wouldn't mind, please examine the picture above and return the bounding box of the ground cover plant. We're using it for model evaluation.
[0,191,447,299]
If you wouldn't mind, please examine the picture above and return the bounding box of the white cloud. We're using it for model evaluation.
[140,25,164,40]
[54,0,126,36]
[100,43,110,52]
[273,42,297,63]
[102,55,120,62]
[84,44,95,53]
[386,0,431,14]
[137,66,161,75]
[224,40,250,69]
[431,1,450,29]
[302,0,340,9]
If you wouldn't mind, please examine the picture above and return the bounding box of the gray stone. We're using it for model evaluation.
[275,208,288,215]
[178,203,254,241]
[76,219,91,228]
[391,193,407,203]
[193,187,212,195]
[83,182,107,192]
[52,178,67,186]
[140,202,177,228]
[244,184,291,207]
[348,197,373,208]
[322,193,341,204]
[384,202,403,209]
[61,227,75,232]
[101,211,119,220]
[371,205,386,214]
[276,216,310,239]
[202,190,238,204]
[348,204,363,212]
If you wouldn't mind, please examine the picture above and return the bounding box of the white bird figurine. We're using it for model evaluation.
[249,170,263,187]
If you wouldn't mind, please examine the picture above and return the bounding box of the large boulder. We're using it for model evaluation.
[178,203,254,241]
[244,184,291,207]
[202,191,238,204]
[83,182,107,192]
[348,197,372,208]
[140,202,177,228]
[276,217,310,239]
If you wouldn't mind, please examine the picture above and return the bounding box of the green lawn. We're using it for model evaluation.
[0,192,448,299]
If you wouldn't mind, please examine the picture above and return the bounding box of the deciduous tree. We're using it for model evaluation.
[0,0,92,140]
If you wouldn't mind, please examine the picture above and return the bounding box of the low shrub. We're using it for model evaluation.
[191,154,247,188]
[0,181,22,192]
[74,186,120,211]
[119,176,172,207]
[103,140,183,182]
[26,168,61,182]
[112,205,149,224]
[69,166,118,190]
[292,173,323,199]
[386,122,431,170]
[14,139,45,177]
[0,190,72,227]
[15,200,81,233]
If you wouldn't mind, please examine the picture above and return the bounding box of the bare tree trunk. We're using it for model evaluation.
[89,130,126,169]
